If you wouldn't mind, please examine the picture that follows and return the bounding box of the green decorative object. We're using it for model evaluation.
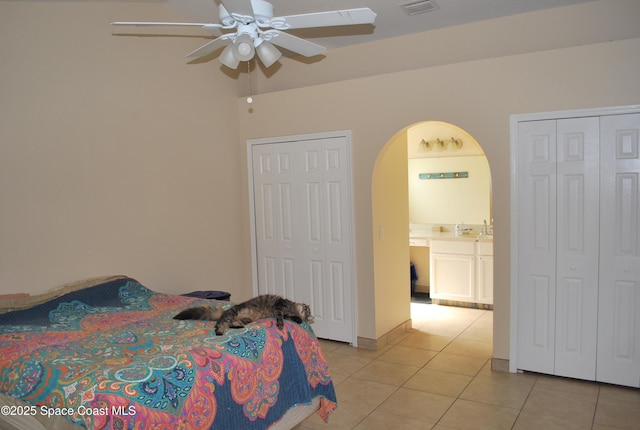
[419,171,469,180]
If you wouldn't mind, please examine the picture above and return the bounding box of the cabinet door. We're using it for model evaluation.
[476,242,494,304]
[431,253,475,302]
[597,113,640,387]
[476,254,493,304]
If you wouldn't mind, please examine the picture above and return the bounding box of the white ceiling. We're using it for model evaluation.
[167,0,596,49]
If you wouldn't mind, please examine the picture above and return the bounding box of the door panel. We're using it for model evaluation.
[517,120,557,374]
[597,113,640,387]
[554,117,599,380]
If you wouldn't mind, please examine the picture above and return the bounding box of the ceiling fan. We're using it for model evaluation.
[111,0,377,69]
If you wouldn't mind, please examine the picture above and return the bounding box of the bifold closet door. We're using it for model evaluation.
[597,113,640,387]
[251,136,355,343]
[517,117,600,380]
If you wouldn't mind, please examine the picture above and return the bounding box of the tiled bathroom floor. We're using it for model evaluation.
[296,303,640,429]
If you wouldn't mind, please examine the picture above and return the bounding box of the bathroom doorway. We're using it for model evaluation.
[406,121,493,350]
[407,121,492,306]
[371,120,493,341]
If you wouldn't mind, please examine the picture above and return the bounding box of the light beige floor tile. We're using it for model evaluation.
[417,320,474,338]
[325,351,373,376]
[334,377,398,410]
[522,385,597,423]
[513,410,594,430]
[476,358,505,377]
[329,372,349,386]
[354,410,434,429]
[333,343,392,359]
[441,338,493,359]
[299,402,370,430]
[389,331,412,345]
[352,359,420,386]
[377,387,455,423]
[438,399,519,430]
[404,367,473,397]
[460,371,535,409]
[476,310,494,322]
[598,384,640,403]
[311,303,640,430]
[592,425,629,430]
[397,332,453,351]
[534,374,600,399]
[376,345,438,367]
[458,326,493,343]
[594,385,640,429]
[318,339,345,354]
[425,352,488,376]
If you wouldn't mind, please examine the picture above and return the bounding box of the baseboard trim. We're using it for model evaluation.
[357,319,412,351]
[491,357,509,373]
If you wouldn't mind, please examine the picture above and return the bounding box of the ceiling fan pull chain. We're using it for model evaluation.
[247,60,253,104]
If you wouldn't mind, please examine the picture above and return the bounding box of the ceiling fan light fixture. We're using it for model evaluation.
[112,2,377,71]
[219,43,240,69]
[232,33,255,61]
[255,40,281,68]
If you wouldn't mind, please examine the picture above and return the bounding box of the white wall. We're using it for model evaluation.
[408,156,491,225]
[0,1,245,296]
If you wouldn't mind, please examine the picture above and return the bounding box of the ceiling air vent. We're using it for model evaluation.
[400,0,439,16]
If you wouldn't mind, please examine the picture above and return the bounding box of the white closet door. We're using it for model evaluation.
[517,120,558,374]
[554,117,599,380]
[597,113,640,387]
[251,135,355,344]
[252,142,298,299]
[516,118,600,380]
[297,137,355,342]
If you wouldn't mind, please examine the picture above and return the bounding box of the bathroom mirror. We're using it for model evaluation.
[407,121,492,227]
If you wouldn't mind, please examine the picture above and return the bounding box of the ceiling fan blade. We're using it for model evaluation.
[263,30,326,57]
[220,0,254,18]
[186,34,234,59]
[270,8,376,30]
[110,21,223,31]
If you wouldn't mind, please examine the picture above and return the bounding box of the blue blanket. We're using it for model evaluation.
[0,277,337,429]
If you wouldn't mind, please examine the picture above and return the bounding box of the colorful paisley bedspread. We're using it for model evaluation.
[0,277,337,429]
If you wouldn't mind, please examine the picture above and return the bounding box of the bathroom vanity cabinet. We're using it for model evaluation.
[430,238,493,305]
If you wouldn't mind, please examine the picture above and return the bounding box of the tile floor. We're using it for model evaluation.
[296,302,640,429]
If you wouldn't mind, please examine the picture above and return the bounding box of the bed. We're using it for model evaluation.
[0,276,337,430]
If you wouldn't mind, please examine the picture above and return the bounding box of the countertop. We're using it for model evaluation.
[409,230,494,243]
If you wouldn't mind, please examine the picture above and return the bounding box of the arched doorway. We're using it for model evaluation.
[371,120,493,341]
